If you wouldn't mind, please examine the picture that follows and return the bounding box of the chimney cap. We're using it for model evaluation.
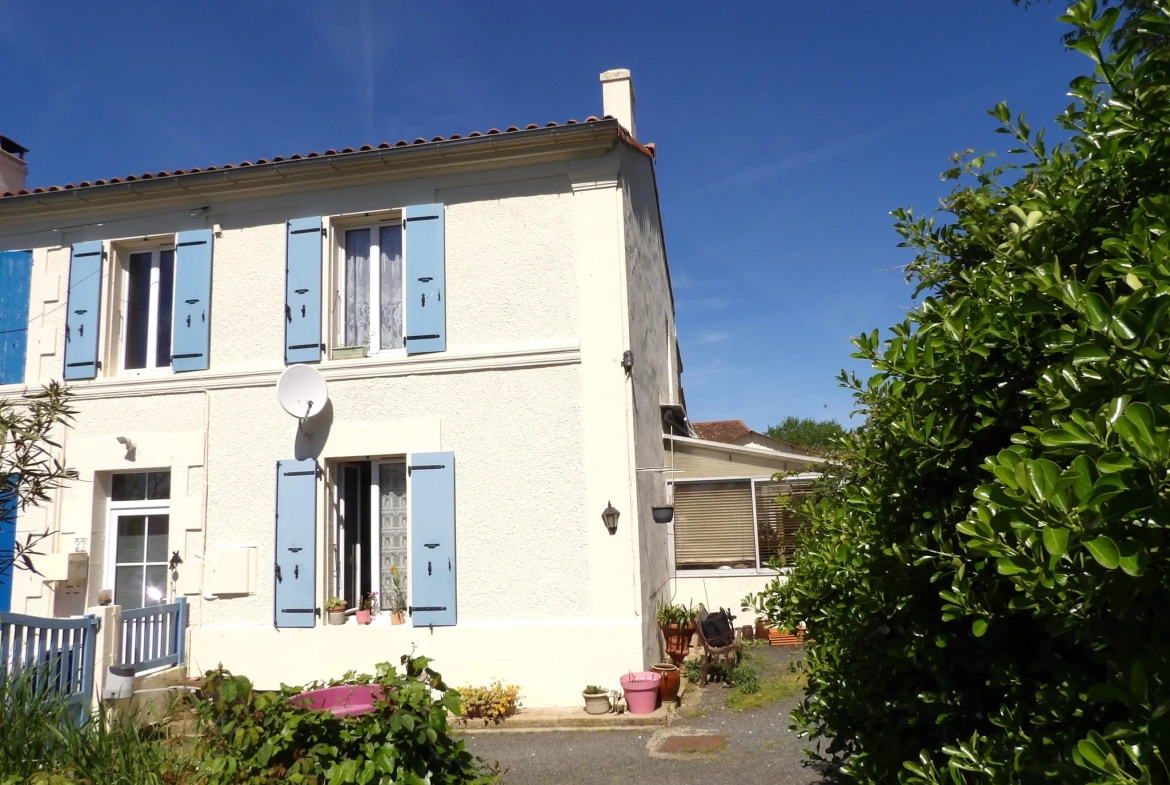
[0,136,28,160]
[600,68,632,83]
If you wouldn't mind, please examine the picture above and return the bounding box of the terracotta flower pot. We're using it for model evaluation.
[391,611,405,625]
[356,609,371,625]
[754,619,767,640]
[661,623,696,665]
[652,663,680,703]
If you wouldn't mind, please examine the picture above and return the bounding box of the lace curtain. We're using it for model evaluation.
[343,229,371,346]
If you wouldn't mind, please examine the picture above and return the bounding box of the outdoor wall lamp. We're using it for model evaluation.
[602,501,620,535]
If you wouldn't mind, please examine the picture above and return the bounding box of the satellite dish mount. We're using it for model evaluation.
[276,365,330,437]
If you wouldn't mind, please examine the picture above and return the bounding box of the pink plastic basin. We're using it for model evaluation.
[620,671,662,715]
[290,684,384,718]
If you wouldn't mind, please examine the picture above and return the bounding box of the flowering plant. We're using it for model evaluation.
[359,592,377,614]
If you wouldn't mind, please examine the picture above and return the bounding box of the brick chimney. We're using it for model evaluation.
[0,136,29,193]
[600,69,636,138]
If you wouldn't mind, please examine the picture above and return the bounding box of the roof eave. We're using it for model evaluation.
[0,120,628,222]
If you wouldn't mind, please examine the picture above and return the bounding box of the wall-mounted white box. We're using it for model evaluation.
[206,547,257,595]
[39,552,89,584]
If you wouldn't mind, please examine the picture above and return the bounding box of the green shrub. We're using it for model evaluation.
[749,3,1170,782]
[729,662,760,695]
[191,654,499,784]
[0,667,178,785]
[681,659,703,684]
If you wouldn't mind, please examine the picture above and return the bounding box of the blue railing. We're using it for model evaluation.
[0,611,99,718]
[119,598,187,673]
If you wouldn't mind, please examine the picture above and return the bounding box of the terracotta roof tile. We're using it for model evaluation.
[692,420,753,443]
[0,117,648,199]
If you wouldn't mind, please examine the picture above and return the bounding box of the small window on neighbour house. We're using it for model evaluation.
[108,471,171,610]
[334,460,407,613]
[672,479,812,570]
[122,249,175,371]
[340,224,404,352]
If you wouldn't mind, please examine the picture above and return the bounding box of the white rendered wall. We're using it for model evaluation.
[671,573,784,623]
[1,152,665,705]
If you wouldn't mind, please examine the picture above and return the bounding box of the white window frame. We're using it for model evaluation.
[336,221,406,356]
[669,475,783,578]
[333,458,409,625]
[104,490,171,609]
[118,246,175,375]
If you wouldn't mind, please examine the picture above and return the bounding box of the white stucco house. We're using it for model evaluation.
[0,71,690,706]
[0,71,824,706]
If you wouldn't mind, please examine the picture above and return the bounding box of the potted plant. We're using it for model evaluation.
[582,685,611,715]
[357,592,376,625]
[609,688,625,714]
[325,597,347,625]
[388,565,407,625]
[656,600,697,664]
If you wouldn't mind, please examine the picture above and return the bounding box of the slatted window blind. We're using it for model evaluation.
[674,479,814,570]
[755,481,813,565]
[673,481,756,568]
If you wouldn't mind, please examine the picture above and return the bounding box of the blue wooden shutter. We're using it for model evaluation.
[63,241,103,380]
[0,251,33,385]
[409,451,456,626]
[404,204,445,354]
[0,476,15,613]
[275,458,317,628]
[285,217,323,364]
[172,229,213,372]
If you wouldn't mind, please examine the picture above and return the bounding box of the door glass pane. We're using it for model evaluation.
[378,463,407,612]
[344,229,371,347]
[146,515,169,563]
[379,225,403,350]
[147,471,170,500]
[125,253,153,370]
[116,516,147,563]
[144,565,168,606]
[156,249,174,368]
[115,565,144,610]
[111,473,147,502]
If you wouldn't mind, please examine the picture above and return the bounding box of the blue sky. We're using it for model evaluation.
[0,1,1085,430]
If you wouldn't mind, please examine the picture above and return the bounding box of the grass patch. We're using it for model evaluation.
[726,672,806,712]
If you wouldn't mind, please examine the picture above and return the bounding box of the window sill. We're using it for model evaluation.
[674,567,786,578]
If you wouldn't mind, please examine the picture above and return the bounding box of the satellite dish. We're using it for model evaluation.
[277,364,329,421]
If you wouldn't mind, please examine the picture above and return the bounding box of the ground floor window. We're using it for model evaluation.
[335,460,407,612]
[672,478,813,570]
[107,471,171,610]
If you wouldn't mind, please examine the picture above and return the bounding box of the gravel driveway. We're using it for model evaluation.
[463,645,838,785]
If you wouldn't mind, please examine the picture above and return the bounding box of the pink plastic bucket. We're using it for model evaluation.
[291,684,384,718]
[620,671,662,715]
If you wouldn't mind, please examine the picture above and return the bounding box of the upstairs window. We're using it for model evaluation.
[340,223,404,353]
[121,249,175,371]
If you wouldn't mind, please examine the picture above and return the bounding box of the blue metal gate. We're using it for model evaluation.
[0,611,99,719]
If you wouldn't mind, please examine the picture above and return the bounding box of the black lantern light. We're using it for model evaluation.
[602,501,620,535]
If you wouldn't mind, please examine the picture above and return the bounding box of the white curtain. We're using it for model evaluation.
[379,226,404,350]
[344,229,371,346]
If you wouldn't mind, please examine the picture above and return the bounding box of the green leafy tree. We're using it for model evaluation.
[0,382,74,580]
[766,417,846,453]
[749,3,1170,782]
[1016,0,1169,52]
